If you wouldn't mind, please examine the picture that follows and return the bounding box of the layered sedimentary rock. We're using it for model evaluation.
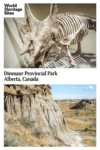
[70,98,96,110]
[4,85,80,146]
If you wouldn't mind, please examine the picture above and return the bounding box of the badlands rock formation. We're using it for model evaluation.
[70,98,96,110]
[4,85,80,146]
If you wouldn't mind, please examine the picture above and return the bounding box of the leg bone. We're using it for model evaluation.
[65,46,76,68]
[72,42,81,57]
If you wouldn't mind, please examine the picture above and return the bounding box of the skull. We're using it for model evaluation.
[14,4,59,68]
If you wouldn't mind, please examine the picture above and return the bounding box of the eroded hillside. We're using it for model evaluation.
[4,85,80,147]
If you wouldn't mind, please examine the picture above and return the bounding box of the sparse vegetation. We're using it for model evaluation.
[56,99,96,147]
[83,139,96,147]
[4,134,20,147]
[31,128,47,138]
[19,117,36,128]
[4,120,58,147]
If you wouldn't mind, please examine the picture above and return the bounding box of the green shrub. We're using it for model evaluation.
[70,113,75,117]
[19,117,36,128]
[31,128,47,138]
[4,135,20,147]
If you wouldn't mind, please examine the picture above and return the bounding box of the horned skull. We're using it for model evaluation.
[14,4,60,68]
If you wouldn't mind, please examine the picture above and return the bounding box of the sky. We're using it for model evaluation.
[50,84,96,100]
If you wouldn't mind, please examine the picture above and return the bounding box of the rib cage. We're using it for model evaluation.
[57,13,89,45]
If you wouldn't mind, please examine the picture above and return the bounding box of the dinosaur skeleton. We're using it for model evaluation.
[54,14,89,61]
[13,4,94,68]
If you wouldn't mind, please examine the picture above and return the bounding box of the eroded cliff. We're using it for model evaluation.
[4,85,80,147]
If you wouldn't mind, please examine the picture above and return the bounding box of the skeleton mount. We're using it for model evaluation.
[14,4,96,68]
